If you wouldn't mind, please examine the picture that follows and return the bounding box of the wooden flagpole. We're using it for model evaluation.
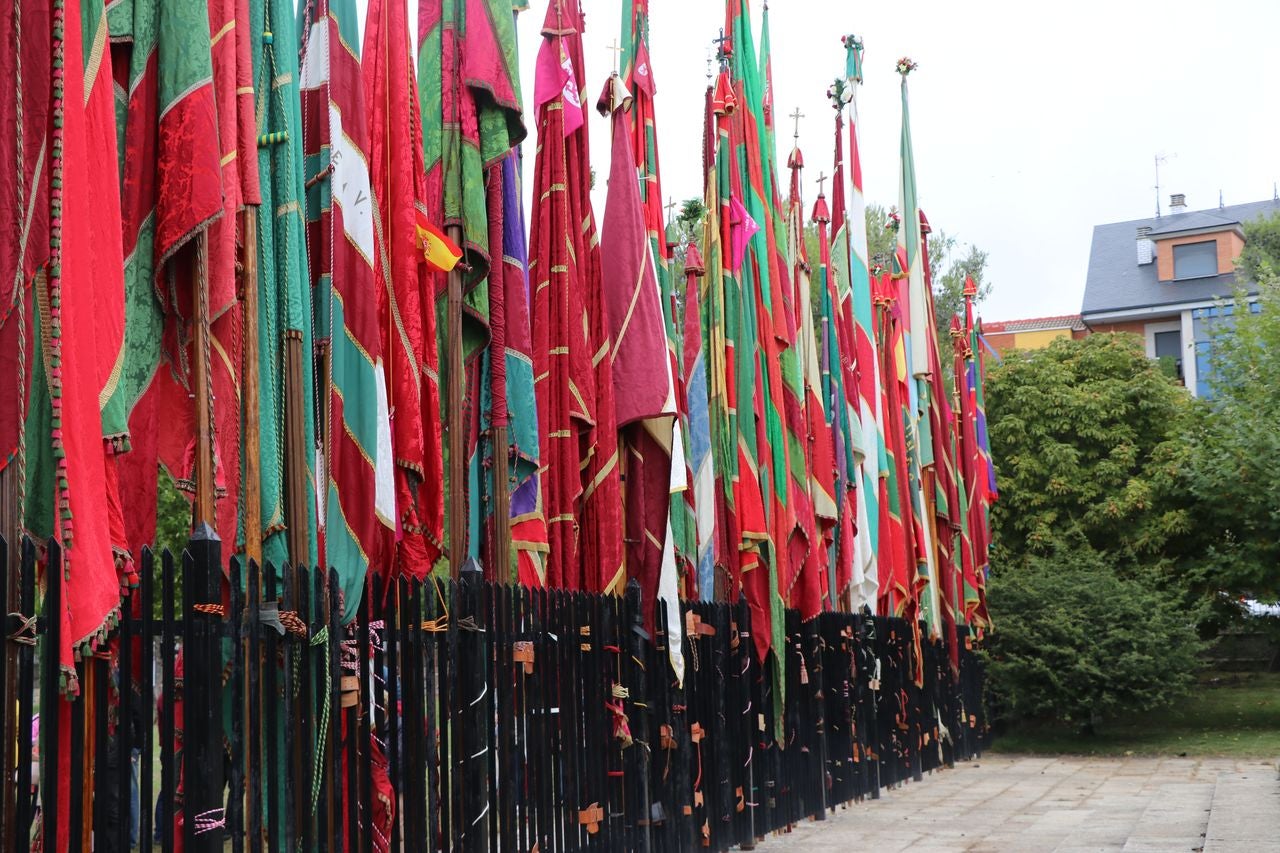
[445,6,466,581]
[446,227,465,581]
[242,208,263,564]
[192,233,218,530]
[240,205,262,847]
[491,419,511,580]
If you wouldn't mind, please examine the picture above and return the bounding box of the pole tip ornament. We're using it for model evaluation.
[896,56,918,76]
[827,78,853,111]
[963,275,978,298]
[842,34,864,84]
[884,207,902,233]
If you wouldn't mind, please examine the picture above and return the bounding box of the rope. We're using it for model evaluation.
[308,624,331,819]
[419,576,450,632]
[8,612,36,646]
[193,603,225,617]
[278,609,307,637]
[192,808,226,835]
[13,0,26,522]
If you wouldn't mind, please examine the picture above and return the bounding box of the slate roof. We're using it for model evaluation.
[1146,210,1242,237]
[1081,198,1280,317]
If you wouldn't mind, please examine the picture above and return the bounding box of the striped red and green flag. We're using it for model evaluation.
[719,0,797,730]
[874,272,919,620]
[759,5,820,624]
[827,91,868,608]
[785,137,835,620]
[811,185,852,608]
[300,0,397,618]
[839,34,885,611]
[894,61,941,635]
[701,64,762,605]
[108,0,234,557]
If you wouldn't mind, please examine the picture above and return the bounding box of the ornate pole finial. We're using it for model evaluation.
[606,38,623,75]
[713,28,731,63]
[789,107,804,140]
[665,196,678,221]
[815,171,828,196]
[841,34,864,84]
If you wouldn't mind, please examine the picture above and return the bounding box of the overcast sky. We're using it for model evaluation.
[381,0,1280,321]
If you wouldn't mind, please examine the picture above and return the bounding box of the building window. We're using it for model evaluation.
[1153,329,1182,382]
[1173,240,1217,280]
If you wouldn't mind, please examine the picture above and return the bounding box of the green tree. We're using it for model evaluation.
[1235,211,1280,284]
[1182,280,1280,601]
[984,546,1204,730]
[669,197,706,272]
[985,333,1196,574]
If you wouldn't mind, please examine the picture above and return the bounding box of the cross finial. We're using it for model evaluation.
[789,107,805,140]
[712,28,731,64]
[665,197,678,221]
[606,38,623,75]
[815,171,828,196]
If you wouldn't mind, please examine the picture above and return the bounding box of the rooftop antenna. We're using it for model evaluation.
[1154,153,1168,217]
[1219,189,1224,209]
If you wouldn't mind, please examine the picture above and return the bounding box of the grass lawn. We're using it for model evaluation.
[990,671,1280,758]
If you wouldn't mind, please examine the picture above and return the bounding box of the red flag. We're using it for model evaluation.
[599,74,680,627]
[365,0,445,576]
[530,0,623,592]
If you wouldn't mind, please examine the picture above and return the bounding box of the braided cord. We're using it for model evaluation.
[307,624,331,820]
[13,0,26,522]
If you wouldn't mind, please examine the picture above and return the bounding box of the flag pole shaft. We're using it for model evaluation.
[284,333,309,564]
[240,205,261,846]
[192,233,218,528]
[447,224,465,580]
[242,208,263,562]
[491,421,511,580]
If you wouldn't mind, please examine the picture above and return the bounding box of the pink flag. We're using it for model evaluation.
[729,195,759,272]
[534,36,584,136]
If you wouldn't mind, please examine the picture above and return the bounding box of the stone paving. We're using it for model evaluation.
[756,755,1279,852]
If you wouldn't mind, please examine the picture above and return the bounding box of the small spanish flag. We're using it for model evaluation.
[415,210,462,273]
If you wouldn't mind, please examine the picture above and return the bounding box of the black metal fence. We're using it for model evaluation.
[0,534,987,852]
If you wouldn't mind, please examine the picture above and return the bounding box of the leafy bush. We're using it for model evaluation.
[984,546,1204,730]
[985,333,1197,575]
[1181,281,1280,602]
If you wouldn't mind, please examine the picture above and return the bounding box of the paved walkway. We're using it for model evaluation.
[757,755,1279,852]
